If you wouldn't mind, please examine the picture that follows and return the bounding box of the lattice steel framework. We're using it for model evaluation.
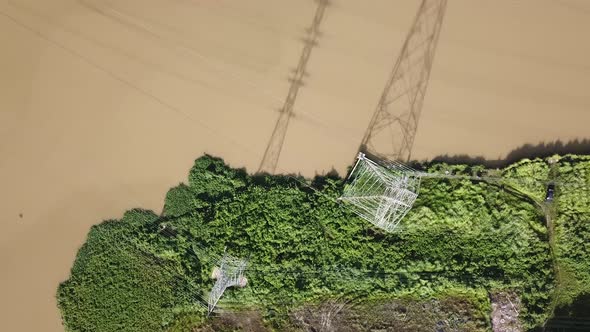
[360,0,447,162]
[340,152,420,232]
[207,252,248,315]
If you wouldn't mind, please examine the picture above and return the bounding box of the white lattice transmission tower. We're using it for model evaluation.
[207,251,248,315]
[341,0,446,231]
[340,153,421,232]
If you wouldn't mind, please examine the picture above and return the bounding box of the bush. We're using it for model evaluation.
[57,154,590,331]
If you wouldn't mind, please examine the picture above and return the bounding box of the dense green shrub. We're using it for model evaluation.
[57,155,590,331]
[57,210,203,332]
[552,155,590,307]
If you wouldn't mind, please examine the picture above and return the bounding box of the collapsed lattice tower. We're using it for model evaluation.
[340,153,420,232]
[207,252,248,315]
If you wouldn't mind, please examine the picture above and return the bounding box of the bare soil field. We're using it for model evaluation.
[0,0,589,330]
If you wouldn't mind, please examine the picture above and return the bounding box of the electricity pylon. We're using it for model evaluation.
[360,0,447,163]
[207,251,248,315]
[340,152,421,232]
[258,0,329,174]
[342,0,446,232]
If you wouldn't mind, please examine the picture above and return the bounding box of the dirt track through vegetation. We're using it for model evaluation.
[1,1,590,330]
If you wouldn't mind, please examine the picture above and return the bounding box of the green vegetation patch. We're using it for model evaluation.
[57,155,590,331]
[552,155,590,308]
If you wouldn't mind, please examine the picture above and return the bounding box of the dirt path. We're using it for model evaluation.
[498,162,562,330]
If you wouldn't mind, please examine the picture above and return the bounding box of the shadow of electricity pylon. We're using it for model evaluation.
[258,0,329,174]
[360,0,447,163]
